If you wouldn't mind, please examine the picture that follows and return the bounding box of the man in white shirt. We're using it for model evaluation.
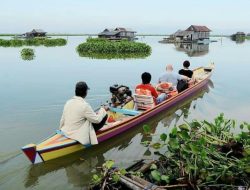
[59,81,107,145]
[158,64,190,87]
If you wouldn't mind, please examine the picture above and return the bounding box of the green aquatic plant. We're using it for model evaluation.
[245,36,250,40]
[43,38,67,47]
[91,115,250,189]
[0,39,11,47]
[76,37,151,59]
[20,48,35,61]
[0,38,67,47]
[90,160,127,189]
[142,114,250,188]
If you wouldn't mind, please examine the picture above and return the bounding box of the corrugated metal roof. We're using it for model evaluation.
[236,32,245,35]
[98,30,120,36]
[99,27,136,36]
[115,27,136,32]
[31,29,46,33]
[174,30,193,36]
[186,25,211,32]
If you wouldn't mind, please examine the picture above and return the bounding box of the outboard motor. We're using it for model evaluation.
[110,84,132,107]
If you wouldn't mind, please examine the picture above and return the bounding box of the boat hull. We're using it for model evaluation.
[97,76,210,142]
[22,70,212,164]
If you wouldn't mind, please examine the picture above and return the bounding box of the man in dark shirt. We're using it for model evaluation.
[179,60,193,78]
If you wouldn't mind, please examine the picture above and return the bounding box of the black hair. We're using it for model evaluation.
[141,72,151,84]
[183,60,190,68]
[75,81,88,98]
[75,88,87,97]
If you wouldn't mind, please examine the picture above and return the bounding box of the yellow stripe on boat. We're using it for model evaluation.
[40,143,84,161]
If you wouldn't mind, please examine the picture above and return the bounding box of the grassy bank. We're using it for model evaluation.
[76,38,151,59]
[0,38,67,47]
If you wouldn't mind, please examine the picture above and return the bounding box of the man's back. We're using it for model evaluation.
[135,83,158,98]
[158,71,183,86]
[61,96,87,131]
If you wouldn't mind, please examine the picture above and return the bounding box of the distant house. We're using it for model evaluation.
[171,29,194,42]
[231,32,246,41]
[98,27,136,40]
[24,29,47,38]
[185,25,211,40]
[232,32,246,38]
[167,25,211,42]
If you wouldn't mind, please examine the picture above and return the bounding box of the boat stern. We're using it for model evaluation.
[22,144,43,164]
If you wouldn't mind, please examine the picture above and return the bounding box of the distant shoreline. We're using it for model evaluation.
[0,34,230,37]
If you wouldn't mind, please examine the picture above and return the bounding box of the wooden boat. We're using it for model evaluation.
[22,65,214,164]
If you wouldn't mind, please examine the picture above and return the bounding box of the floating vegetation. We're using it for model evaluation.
[20,48,35,61]
[76,38,151,59]
[43,38,67,47]
[245,36,250,40]
[91,114,250,189]
[0,38,67,47]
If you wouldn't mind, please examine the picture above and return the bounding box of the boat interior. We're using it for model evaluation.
[100,65,214,131]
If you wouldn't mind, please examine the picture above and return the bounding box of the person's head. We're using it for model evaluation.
[183,60,190,68]
[141,72,151,84]
[166,64,173,71]
[75,81,89,98]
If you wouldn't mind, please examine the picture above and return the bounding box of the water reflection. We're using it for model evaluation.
[174,43,209,57]
[24,81,212,188]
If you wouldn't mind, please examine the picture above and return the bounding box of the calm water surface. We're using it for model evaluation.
[0,36,250,189]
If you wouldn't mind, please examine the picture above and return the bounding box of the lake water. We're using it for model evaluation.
[0,36,250,189]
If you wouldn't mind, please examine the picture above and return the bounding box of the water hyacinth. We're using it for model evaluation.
[76,38,151,59]
[141,114,250,189]
[0,38,67,47]
[91,114,250,189]
[20,48,35,61]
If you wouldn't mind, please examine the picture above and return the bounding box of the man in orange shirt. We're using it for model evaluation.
[136,72,167,104]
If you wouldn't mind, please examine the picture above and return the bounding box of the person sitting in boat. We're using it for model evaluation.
[179,60,193,78]
[136,72,167,104]
[158,64,190,89]
[59,81,108,145]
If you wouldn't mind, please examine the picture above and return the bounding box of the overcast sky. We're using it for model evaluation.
[1,0,250,34]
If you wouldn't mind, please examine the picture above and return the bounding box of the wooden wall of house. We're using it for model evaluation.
[192,33,199,40]
[118,31,135,38]
[193,32,210,40]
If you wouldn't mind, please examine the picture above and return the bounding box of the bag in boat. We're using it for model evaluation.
[177,79,188,93]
